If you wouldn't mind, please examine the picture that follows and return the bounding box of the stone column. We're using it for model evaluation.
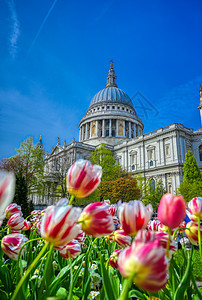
[102,119,105,137]
[90,122,92,138]
[109,119,112,137]
[85,123,88,140]
[79,127,81,141]
[134,124,136,137]
[129,121,131,138]
[116,120,119,137]
[123,120,126,137]
[96,121,98,137]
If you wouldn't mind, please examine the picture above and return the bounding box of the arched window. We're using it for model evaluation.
[150,178,155,192]
[199,145,202,161]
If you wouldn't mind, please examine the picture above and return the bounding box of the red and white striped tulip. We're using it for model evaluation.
[185,221,202,245]
[57,239,81,259]
[75,230,85,243]
[148,220,159,231]
[109,248,122,269]
[22,219,31,231]
[78,202,115,237]
[158,193,186,229]
[188,197,202,220]
[0,171,15,225]
[104,200,111,205]
[118,240,168,292]
[1,233,28,260]
[112,216,119,226]
[40,198,81,247]
[7,213,26,233]
[118,200,153,236]
[5,203,22,219]
[108,204,116,216]
[66,160,102,198]
[109,229,131,248]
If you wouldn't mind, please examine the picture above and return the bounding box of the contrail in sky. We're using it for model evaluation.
[7,0,20,59]
[27,0,58,57]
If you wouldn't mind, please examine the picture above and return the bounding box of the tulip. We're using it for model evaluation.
[108,204,116,216]
[188,197,202,220]
[118,200,153,236]
[148,220,159,231]
[5,203,22,219]
[66,160,102,198]
[7,213,26,233]
[157,193,186,229]
[109,249,122,269]
[104,199,111,205]
[108,229,131,248]
[118,240,168,292]
[58,240,81,259]
[22,220,31,231]
[75,230,85,243]
[78,202,115,237]
[0,171,15,225]
[185,221,202,246]
[1,233,28,260]
[40,198,81,247]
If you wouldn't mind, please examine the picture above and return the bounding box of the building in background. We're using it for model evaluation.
[35,62,202,205]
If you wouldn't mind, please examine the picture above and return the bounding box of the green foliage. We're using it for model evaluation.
[183,151,201,184]
[137,174,167,211]
[179,181,202,202]
[14,170,34,217]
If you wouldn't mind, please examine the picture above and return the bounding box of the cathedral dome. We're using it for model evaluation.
[89,86,134,109]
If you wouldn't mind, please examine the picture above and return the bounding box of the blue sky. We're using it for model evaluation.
[0,0,202,158]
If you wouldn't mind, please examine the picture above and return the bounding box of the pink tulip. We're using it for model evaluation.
[118,240,168,292]
[66,160,102,198]
[188,197,202,220]
[108,229,131,248]
[185,221,202,245]
[109,249,122,269]
[78,202,115,237]
[104,200,111,205]
[58,239,81,259]
[1,233,28,260]
[157,194,186,229]
[0,171,15,225]
[118,200,153,236]
[5,203,22,219]
[22,220,31,231]
[40,198,81,247]
[7,213,26,233]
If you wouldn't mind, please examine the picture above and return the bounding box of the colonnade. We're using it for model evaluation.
[79,119,142,141]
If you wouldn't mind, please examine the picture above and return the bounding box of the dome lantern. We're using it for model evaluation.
[105,60,118,88]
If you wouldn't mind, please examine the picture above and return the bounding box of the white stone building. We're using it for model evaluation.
[36,63,202,205]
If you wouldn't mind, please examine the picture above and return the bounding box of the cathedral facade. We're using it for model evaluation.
[35,63,202,205]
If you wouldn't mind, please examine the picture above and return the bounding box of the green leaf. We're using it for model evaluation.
[0,289,8,300]
[100,254,116,300]
[128,290,147,299]
[0,261,13,293]
[56,287,68,298]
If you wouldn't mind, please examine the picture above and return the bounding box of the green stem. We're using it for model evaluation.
[68,195,75,205]
[11,242,50,300]
[0,225,8,233]
[119,272,136,300]
[172,227,187,240]
[166,227,171,258]
[197,217,201,257]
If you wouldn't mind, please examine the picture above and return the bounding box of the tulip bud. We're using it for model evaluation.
[118,200,153,236]
[148,220,159,231]
[7,213,26,233]
[185,221,202,245]
[1,233,28,260]
[66,160,102,198]
[40,198,81,247]
[0,171,15,225]
[188,197,202,220]
[118,240,168,292]
[75,230,85,243]
[109,249,122,269]
[58,240,81,259]
[108,204,116,216]
[109,229,131,248]
[78,202,115,237]
[5,203,22,219]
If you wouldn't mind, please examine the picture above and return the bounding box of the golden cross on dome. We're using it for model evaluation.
[110,59,114,68]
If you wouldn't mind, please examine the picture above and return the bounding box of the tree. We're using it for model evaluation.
[183,151,201,183]
[179,151,202,202]
[137,174,167,211]
[14,169,34,217]
[0,137,44,195]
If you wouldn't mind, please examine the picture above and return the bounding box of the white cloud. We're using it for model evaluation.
[7,0,20,59]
